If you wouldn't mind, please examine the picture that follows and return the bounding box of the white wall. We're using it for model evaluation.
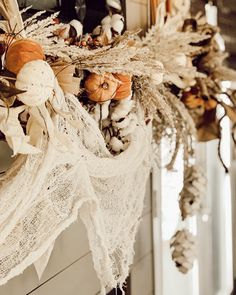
[126,0,149,32]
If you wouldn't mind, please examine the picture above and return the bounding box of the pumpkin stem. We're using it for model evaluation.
[101,82,109,90]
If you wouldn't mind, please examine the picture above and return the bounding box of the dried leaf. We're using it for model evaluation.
[51,63,81,95]
[197,122,219,142]
[195,107,219,142]
[0,81,25,107]
[0,105,40,155]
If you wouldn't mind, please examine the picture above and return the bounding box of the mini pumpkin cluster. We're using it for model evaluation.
[84,72,132,103]
[0,7,134,159]
[0,36,58,155]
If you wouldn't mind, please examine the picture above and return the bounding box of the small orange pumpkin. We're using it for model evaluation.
[113,73,132,100]
[181,92,204,109]
[84,73,118,103]
[5,39,45,74]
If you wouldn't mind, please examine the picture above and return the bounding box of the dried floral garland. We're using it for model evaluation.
[0,2,159,294]
[0,0,235,290]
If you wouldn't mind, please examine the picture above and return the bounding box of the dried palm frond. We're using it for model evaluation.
[0,0,25,36]
[151,85,196,168]
[142,16,210,90]
[133,76,174,123]
[71,45,161,76]
[24,11,61,46]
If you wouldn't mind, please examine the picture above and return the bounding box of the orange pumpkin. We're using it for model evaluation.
[181,92,204,109]
[84,73,118,102]
[113,73,132,100]
[5,39,45,74]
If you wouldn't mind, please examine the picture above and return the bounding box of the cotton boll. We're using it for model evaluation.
[111,21,124,35]
[101,15,112,26]
[112,115,131,129]
[56,20,83,41]
[109,136,124,152]
[110,14,124,34]
[106,0,122,10]
[70,20,83,38]
[111,14,124,23]
[112,112,136,129]
[119,99,134,111]
[111,100,134,121]
[119,115,138,137]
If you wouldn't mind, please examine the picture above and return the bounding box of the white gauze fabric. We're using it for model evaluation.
[0,82,152,294]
